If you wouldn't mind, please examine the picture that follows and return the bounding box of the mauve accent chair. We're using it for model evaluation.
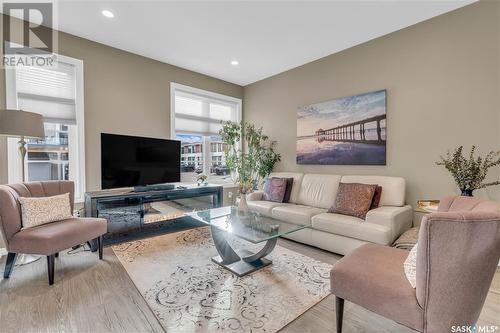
[331,196,500,333]
[0,181,107,285]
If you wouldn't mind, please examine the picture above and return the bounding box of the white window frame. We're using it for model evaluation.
[170,83,242,182]
[5,53,86,202]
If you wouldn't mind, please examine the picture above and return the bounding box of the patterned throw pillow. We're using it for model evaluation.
[19,193,72,229]
[329,183,377,219]
[404,243,418,288]
[263,177,288,203]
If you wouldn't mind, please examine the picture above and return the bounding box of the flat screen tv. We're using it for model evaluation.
[101,133,180,189]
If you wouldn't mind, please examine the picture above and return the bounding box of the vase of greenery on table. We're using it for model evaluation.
[220,121,281,214]
[436,146,500,196]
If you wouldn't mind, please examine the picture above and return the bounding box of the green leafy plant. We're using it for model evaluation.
[436,146,500,193]
[219,121,281,194]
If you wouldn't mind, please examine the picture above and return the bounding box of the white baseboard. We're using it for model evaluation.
[0,247,7,257]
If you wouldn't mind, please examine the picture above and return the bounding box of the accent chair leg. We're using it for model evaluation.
[3,252,17,278]
[335,296,344,333]
[47,255,55,285]
[97,236,103,260]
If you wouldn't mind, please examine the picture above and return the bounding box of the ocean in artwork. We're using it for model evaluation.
[296,90,386,165]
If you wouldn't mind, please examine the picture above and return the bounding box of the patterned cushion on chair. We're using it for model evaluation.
[404,243,418,288]
[19,193,72,229]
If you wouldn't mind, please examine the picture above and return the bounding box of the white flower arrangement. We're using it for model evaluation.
[196,173,208,185]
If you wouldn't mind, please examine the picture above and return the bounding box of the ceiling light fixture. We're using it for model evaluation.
[230,60,239,66]
[101,10,114,18]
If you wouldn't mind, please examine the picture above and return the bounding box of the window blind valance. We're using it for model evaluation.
[15,62,76,100]
[15,62,77,123]
[174,89,238,136]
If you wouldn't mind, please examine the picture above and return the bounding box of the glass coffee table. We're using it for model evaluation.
[188,206,310,276]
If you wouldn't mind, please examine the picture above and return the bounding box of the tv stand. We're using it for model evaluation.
[84,184,223,249]
[133,183,176,192]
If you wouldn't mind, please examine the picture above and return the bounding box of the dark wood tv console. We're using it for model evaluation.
[84,184,223,248]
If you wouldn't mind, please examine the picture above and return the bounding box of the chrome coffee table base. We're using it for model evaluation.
[14,254,41,266]
[211,250,272,277]
[211,226,277,277]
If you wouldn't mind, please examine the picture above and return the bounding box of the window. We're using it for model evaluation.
[5,54,85,202]
[170,83,241,185]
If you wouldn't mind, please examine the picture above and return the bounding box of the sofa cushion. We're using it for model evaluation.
[365,205,413,242]
[246,191,264,202]
[340,175,406,207]
[312,212,392,245]
[269,172,304,204]
[328,183,377,219]
[331,244,424,331]
[247,200,289,217]
[296,174,342,209]
[272,204,327,226]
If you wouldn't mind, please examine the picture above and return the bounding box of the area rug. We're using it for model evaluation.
[112,227,333,333]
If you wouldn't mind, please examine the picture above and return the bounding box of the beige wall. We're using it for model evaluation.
[0,19,243,191]
[243,0,500,218]
[0,1,499,212]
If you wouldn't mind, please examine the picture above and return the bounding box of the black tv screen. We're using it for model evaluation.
[101,133,180,189]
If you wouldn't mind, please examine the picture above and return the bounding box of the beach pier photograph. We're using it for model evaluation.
[297,90,387,165]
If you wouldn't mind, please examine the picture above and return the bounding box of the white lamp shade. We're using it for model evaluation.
[0,109,45,139]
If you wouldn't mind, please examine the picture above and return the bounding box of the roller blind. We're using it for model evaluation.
[15,62,77,124]
[174,90,238,136]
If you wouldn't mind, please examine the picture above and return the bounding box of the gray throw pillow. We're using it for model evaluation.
[283,177,294,203]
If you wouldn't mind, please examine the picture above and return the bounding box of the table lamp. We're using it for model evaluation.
[0,109,44,265]
[0,109,45,182]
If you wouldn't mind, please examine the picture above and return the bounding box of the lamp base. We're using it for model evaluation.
[14,254,41,266]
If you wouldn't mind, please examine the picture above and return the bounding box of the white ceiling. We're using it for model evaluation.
[6,0,477,86]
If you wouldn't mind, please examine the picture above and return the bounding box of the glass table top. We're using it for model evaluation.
[187,206,310,244]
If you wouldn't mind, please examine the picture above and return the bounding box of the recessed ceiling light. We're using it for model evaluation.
[101,10,114,18]
[230,60,239,66]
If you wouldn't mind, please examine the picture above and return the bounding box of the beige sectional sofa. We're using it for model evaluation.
[247,172,412,255]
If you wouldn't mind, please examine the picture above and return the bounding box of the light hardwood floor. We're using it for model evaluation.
[0,232,499,333]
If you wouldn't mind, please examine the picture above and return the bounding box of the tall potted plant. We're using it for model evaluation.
[436,146,500,196]
[220,121,281,213]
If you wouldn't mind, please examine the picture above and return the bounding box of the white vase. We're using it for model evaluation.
[238,193,249,215]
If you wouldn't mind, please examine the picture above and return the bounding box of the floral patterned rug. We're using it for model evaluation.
[112,227,333,333]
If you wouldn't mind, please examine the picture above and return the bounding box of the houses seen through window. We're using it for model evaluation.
[26,123,71,182]
[177,134,231,184]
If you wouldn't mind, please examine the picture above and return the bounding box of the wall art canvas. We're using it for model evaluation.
[296,89,386,165]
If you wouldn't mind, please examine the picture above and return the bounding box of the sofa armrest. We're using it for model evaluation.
[247,191,264,202]
[365,205,413,242]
